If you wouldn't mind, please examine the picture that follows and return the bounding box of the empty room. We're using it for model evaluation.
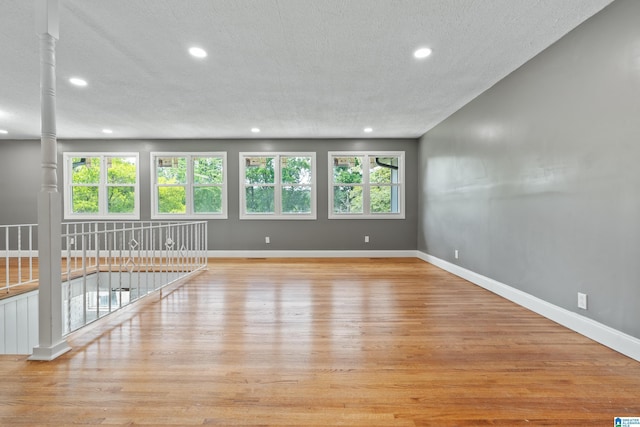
[1,0,639,425]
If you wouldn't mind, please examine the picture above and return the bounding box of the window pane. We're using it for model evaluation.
[333,185,363,213]
[245,157,275,184]
[369,156,398,184]
[72,186,99,213]
[282,186,311,214]
[157,186,186,214]
[108,186,135,214]
[156,157,187,184]
[371,186,390,213]
[107,157,137,184]
[333,156,362,184]
[281,156,311,184]
[371,185,400,213]
[194,157,223,184]
[194,186,222,213]
[71,157,100,184]
[245,186,274,213]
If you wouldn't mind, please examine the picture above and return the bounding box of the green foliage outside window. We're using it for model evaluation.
[371,186,392,213]
[108,187,135,214]
[194,157,224,213]
[333,185,363,213]
[72,186,99,213]
[282,186,311,213]
[158,186,186,214]
[369,157,398,214]
[281,157,311,213]
[243,156,312,215]
[156,157,187,214]
[194,157,224,184]
[71,156,136,215]
[332,157,363,214]
[332,155,400,215]
[108,158,137,184]
[156,156,224,215]
[245,186,274,213]
[71,157,100,214]
[194,187,222,213]
[107,158,136,213]
[245,157,275,184]
[244,157,275,214]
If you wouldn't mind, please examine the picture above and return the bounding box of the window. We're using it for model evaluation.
[329,151,405,219]
[151,152,227,219]
[240,152,316,220]
[63,153,140,219]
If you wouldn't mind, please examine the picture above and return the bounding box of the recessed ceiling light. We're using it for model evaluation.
[413,47,432,59]
[251,127,260,133]
[102,129,113,134]
[69,77,88,87]
[189,47,207,58]
[364,127,373,133]
[0,129,8,134]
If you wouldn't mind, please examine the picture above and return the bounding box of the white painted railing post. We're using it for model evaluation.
[30,0,71,361]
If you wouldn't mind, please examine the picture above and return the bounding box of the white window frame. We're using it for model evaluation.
[151,152,228,220]
[328,151,405,219]
[239,152,317,220]
[63,152,140,220]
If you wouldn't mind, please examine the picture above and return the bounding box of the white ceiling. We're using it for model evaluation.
[0,0,613,140]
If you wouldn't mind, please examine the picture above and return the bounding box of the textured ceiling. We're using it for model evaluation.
[0,0,613,140]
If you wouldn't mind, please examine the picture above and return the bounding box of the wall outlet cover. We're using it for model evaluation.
[578,292,588,310]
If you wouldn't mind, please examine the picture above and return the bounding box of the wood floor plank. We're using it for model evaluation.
[0,258,639,426]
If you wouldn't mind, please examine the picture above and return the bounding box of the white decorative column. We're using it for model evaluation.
[30,0,71,361]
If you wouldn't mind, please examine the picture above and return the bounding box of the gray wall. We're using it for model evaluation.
[0,140,41,225]
[0,138,417,251]
[418,0,640,338]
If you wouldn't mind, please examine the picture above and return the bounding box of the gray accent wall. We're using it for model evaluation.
[0,140,41,225]
[418,0,640,339]
[0,138,417,251]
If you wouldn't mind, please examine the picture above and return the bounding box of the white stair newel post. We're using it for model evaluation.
[30,0,71,361]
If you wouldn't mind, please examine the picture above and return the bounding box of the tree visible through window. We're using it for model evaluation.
[64,154,139,219]
[329,152,404,219]
[70,156,100,214]
[244,156,275,214]
[151,153,226,219]
[156,157,187,214]
[281,156,312,214]
[240,153,316,219]
[332,156,364,214]
[106,157,137,214]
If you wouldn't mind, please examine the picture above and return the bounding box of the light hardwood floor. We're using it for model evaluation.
[0,258,639,426]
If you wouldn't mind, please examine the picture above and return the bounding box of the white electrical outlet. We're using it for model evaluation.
[364,235,369,243]
[454,249,459,259]
[265,236,270,244]
[577,292,588,310]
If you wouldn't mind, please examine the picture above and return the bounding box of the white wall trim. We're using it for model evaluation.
[2,249,420,259]
[208,250,419,258]
[417,251,640,362]
[1,250,38,258]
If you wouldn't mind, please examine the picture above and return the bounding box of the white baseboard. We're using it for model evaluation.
[417,251,640,362]
[1,250,38,258]
[3,249,419,259]
[207,250,419,258]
